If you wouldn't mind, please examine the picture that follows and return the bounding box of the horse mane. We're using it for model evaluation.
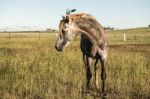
[67,13,96,23]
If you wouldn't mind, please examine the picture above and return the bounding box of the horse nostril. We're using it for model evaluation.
[55,45,62,51]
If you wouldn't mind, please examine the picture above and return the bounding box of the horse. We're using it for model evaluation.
[55,13,108,96]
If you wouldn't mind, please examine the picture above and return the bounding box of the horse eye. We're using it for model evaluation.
[62,29,65,33]
[62,26,67,33]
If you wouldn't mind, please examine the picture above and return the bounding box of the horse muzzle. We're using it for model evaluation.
[55,45,63,51]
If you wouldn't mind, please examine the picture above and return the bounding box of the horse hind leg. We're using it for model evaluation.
[83,55,93,90]
[100,56,107,96]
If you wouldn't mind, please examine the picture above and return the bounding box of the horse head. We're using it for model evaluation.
[55,9,76,51]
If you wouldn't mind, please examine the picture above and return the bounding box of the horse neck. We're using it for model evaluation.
[68,16,107,46]
[72,24,102,46]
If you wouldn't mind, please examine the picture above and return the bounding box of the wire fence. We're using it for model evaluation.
[0,32,54,40]
[108,33,150,41]
[0,32,150,42]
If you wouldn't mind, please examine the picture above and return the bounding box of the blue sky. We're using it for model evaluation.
[0,0,150,31]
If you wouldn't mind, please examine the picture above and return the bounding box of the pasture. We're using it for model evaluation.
[0,28,150,99]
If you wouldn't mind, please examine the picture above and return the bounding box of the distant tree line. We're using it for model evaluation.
[47,27,115,32]
[46,28,56,32]
[104,27,114,30]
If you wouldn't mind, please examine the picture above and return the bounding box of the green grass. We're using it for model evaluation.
[0,28,150,99]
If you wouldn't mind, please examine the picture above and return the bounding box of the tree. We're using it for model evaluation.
[104,27,114,30]
[46,28,52,31]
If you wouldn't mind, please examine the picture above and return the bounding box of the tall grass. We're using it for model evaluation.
[0,29,150,98]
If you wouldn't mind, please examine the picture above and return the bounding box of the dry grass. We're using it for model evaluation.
[0,28,150,99]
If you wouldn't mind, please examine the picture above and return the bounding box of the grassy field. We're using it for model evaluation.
[0,28,150,99]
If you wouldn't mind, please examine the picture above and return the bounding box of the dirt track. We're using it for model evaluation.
[108,44,150,53]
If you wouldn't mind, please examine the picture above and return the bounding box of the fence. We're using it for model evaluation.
[108,33,150,42]
[0,32,150,42]
[0,31,54,40]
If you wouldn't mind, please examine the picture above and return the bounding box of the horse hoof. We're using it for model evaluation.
[85,87,90,93]
[102,91,107,97]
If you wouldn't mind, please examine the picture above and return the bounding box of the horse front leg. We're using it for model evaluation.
[83,55,93,90]
[94,58,99,90]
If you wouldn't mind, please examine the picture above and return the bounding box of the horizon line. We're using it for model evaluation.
[0,26,149,32]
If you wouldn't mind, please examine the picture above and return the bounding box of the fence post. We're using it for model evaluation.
[39,32,40,40]
[124,33,126,42]
[56,33,58,37]
[9,32,10,40]
[114,33,115,38]
[134,34,137,40]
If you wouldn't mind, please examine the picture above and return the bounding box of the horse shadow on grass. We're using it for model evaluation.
[80,86,110,99]
[80,86,150,99]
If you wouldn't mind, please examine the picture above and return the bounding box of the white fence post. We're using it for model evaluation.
[56,33,58,37]
[124,34,126,42]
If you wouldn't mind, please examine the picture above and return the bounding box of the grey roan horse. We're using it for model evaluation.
[55,12,108,96]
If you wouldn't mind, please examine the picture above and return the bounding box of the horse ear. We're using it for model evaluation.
[62,15,65,20]
[65,16,69,23]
